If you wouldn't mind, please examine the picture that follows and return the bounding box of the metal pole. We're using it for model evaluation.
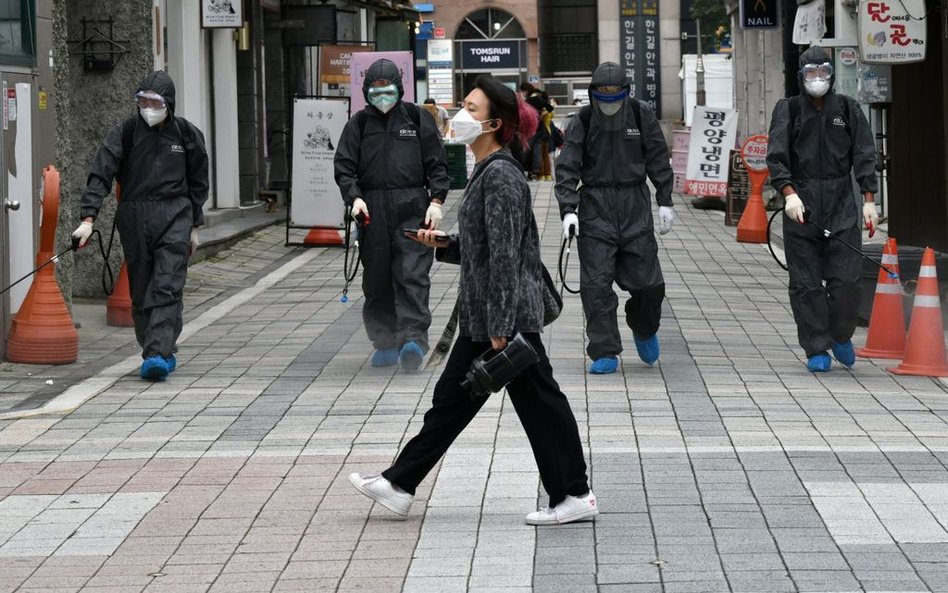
[695,17,706,107]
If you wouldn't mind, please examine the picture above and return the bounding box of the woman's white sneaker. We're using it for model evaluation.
[348,472,413,517]
[525,491,599,525]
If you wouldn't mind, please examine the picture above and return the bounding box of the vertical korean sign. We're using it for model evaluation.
[290,98,349,227]
[619,0,661,114]
[858,0,927,64]
[685,106,738,197]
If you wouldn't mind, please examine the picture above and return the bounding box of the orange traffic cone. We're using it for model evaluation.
[856,238,906,359]
[888,247,948,377]
[304,227,344,246]
[6,165,79,364]
[736,194,768,243]
[106,262,134,327]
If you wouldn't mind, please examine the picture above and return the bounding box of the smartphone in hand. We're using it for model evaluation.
[403,228,448,244]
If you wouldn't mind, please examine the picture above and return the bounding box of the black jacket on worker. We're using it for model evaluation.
[333,59,450,353]
[80,70,209,360]
[766,45,878,358]
[554,62,674,360]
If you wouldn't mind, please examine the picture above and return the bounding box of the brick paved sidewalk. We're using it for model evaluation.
[2,181,948,593]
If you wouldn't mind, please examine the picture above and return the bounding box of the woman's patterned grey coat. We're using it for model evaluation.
[436,150,544,342]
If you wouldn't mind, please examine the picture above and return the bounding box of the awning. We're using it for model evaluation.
[342,0,420,21]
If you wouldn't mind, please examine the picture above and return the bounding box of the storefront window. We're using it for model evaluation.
[0,0,34,66]
[456,9,525,40]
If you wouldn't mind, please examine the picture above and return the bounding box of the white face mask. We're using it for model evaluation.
[451,108,492,145]
[598,101,623,117]
[140,106,167,127]
[804,78,830,98]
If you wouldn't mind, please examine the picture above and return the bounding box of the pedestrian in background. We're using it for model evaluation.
[554,62,674,375]
[525,90,553,180]
[766,45,878,372]
[334,59,450,371]
[349,75,597,526]
[423,97,450,137]
[72,71,209,382]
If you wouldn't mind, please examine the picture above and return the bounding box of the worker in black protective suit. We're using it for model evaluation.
[554,62,674,375]
[334,58,450,371]
[72,71,208,382]
[766,45,878,373]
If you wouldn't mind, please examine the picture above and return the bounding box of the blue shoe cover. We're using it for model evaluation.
[165,355,177,373]
[807,353,832,372]
[589,357,618,374]
[140,356,170,381]
[399,341,425,371]
[371,349,399,368]
[634,334,660,365]
[831,341,855,368]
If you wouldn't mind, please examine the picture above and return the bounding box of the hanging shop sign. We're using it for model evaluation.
[740,0,778,29]
[858,0,927,64]
[201,0,242,28]
[319,45,372,97]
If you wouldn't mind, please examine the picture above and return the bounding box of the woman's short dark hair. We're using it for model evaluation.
[475,75,538,150]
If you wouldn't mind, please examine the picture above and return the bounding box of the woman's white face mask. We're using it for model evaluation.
[451,108,494,145]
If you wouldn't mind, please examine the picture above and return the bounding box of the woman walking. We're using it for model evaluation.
[349,75,597,526]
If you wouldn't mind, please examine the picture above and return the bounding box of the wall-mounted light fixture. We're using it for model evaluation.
[235,21,250,50]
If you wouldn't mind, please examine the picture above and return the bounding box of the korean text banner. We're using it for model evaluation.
[685,106,738,197]
[858,0,927,64]
[349,51,416,114]
[290,98,349,228]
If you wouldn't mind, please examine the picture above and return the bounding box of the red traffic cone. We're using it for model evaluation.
[106,261,134,327]
[736,193,768,243]
[6,166,79,364]
[888,247,948,377]
[856,238,906,359]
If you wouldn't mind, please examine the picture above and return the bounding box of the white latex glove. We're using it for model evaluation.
[72,220,93,248]
[189,228,199,257]
[425,202,443,230]
[658,206,675,235]
[351,197,369,221]
[784,193,805,223]
[562,212,579,240]
[863,201,879,231]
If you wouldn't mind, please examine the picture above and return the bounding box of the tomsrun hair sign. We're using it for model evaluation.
[461,41,521,69]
